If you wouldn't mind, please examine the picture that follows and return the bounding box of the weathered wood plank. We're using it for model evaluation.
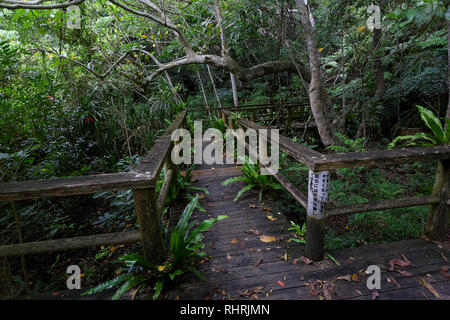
[313,146,450,171]
[327,195,440,217]
[0,231,140,257]
[0,172,153,202]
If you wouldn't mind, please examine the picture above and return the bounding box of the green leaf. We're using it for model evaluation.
[153,279,164,300]
[416,105,445,144]
[81,273,133,296]
[118,253,154,270]
[221,176,248,186]
[112,274,146,300]
[234,184,255,201]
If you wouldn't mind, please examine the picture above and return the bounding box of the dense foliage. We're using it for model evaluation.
[0,0,448,298]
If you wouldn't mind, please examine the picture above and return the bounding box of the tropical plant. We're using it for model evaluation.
[288,221,306,244]
[222,156,282,202]
[82,195,228,300]
[388,105,450,149]
[156,165,209,206]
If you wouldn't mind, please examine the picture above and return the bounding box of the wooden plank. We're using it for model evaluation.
[0,172,153,202]
[327,195,440,217]
[0,231,140,257]
[312,146,450,171]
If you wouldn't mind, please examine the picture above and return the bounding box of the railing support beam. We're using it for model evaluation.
[305,170,330,261]
[426,160,450,241]
[134,187,165,265]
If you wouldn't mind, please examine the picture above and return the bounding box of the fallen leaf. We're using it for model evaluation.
[227,253,232,260]
[239,241,246,248]
[387,275,400,288]
[401,254,412,265]
[210,242,216,249]
[337,274,352,282]
[300,256,313,265]
[371,291,379,300]
[249,204,257,208]
[388,257,411,271]
[253,259,263,267]
[266,215,277,221]
[259,235,276,243]
[440,266,450,279]
[418,277,440,298]
[229,238,239,244]
[395,269,414,277]
[417,290,428,299]
[277,281,286,287]
[351,273,361,282]
[212,266,228,273]
[441,252,449,263]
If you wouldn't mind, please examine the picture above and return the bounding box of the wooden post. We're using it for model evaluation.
[305,170,330,261]
[218,109,222,119]
[222,111,226,124]
[133,187,165,264]
[425,160,450,241]
[250,110,256,123]
[228,117,234,129]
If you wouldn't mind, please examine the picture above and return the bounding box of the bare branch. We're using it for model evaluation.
[0,0,85,9]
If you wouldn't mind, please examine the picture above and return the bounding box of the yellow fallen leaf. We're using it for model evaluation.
[418,277,440,298]
[318,47,324,53]
[266,215,277,221]
[357,25,366,32]
[259,235,276,243]
[230,238,239,244]
[158,265,165,272]
[114,269,122,275]
[141,34,147,39]
[109,246,117,252]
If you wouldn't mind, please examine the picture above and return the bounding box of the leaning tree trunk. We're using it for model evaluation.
[295,0,336,146]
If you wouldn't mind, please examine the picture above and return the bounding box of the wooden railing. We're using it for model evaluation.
[220,109,450,261]
[0,111,187,264]
[1,105,448,264]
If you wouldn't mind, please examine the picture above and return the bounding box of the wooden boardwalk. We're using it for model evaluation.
[160,164,450,300]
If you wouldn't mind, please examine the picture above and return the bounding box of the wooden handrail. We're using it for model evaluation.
[0,231,140,258]
[0,172,153,202]
[312,146,450,171]
[221,109,450,261]
[0,111,187,263]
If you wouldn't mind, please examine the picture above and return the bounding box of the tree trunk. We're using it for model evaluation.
[214,0,239,107]
[446,18,450,130]
[295,0,336,146]
[373,1,385,99]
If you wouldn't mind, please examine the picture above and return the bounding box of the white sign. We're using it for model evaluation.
[307,170,330,219]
